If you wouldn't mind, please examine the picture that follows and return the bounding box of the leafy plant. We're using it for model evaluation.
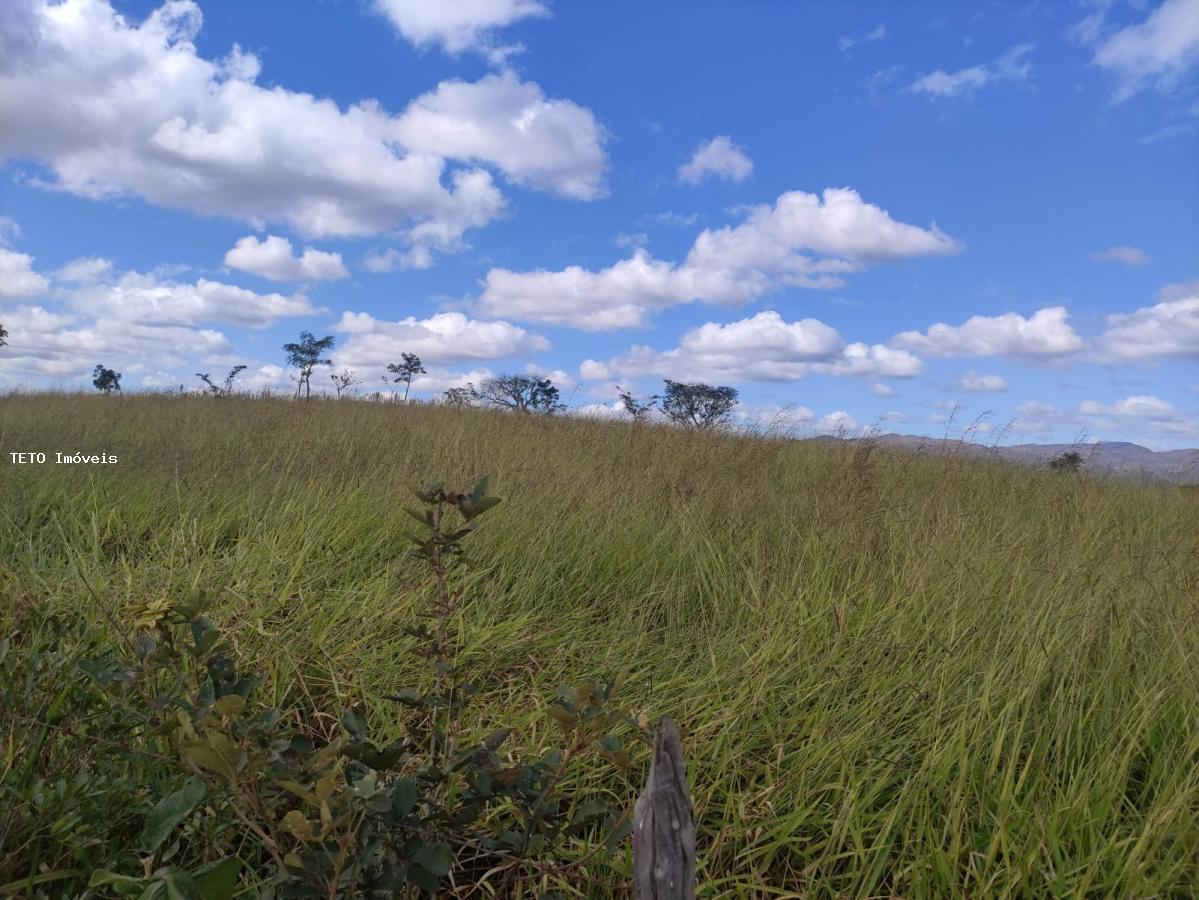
[4,477,645,897]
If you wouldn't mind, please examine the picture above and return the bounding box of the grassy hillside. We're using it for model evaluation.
[3,393,1198,897]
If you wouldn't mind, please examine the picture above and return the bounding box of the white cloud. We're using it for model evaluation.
[1091,244,1149,266]
[587,310,923,384]
[816,410,861,435]
[68,270,320,328]
[1079,395,1176,418]
[839,24,886,53]
[908,45,1033,99]
[1092,282,1199,361]
[395,70,607,200]
[892,307,1084,359]
[0,2,601,266]
[479,188,960,329]
[872,382,896,397]
[224,235,348,282]
[370,0,548,58]
[57,257,114,284]
[523,362,577,392]
[678,136,753,185]
[1092,0,1199,99]
[0,303,232,380]
[1016,400,1059,417]
[0,247,50,298]
[0,218,21,247]
[333,310,549,367]
[953,371,1008,392]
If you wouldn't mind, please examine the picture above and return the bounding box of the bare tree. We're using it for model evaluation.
[661,380,738,431]
[386,352,427,402]
[195,365,247,397]
[475,374,563,414]
[92,364,122,395]
[330,368,363,399]
[283,331,335,400]
[618,387,659,424]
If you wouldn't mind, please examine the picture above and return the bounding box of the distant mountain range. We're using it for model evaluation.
[810,434,1199,484]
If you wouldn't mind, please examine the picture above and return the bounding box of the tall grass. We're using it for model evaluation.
[2,392,1198,897]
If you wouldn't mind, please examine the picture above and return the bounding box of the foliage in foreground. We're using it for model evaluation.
[2,476,644,898]
[2,393,1199,897]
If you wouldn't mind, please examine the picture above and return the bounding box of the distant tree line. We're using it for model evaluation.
[0,320,742,428]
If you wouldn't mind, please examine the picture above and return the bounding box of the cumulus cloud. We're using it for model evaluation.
[224,235,348,282]
[395,71,607,200]
[370,0,548,58]
[1091,244,1149,266]
[0,1,602,265]
[678,136,753,185]
[67,270,320,329]
[908,45,1033,99]
[0,303,232,381]
[479,188,960,329]
[580,310,923,384]
[872,382,896,397]
[333,310,549,368]
[1090,0,1199,99]
[0,247,50,298]
[953,371,1008,392]
[892,307,1085,359]
[1092,282,1199,361]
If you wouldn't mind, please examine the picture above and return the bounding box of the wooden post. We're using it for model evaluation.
[633,717,696,899]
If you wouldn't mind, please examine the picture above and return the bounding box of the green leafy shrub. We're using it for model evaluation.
[2,478,646,898]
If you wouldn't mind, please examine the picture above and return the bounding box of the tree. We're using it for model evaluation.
[442,385,476,408]
[618,387,659,424]
[330,368,362,399]
[92,364,122,394]
[1049,451,1082,473]
[386,352,426,402]
[283,331,335,400]
[661,379,738,431]
[195,365,247,398]
[475,374,563,414]
[0,321,7,347]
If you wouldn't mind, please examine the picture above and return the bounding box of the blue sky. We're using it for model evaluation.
[1,0,1197,447]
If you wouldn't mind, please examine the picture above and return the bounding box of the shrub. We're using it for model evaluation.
[2,478,645,897]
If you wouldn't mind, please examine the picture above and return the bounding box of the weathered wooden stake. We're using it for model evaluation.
[633,717,696,899]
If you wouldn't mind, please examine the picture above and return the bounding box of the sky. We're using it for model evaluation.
[0,0,1197,447]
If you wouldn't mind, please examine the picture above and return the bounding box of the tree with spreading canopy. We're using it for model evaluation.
[386,352,426,402]
[283,331,335,400]
[475,374,564,414]
[661,379,738,431]
[92,364,122,394]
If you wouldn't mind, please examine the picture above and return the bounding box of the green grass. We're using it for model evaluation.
[3,392,1198,897]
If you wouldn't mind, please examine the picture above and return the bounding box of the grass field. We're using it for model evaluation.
[3,393,1198,897]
